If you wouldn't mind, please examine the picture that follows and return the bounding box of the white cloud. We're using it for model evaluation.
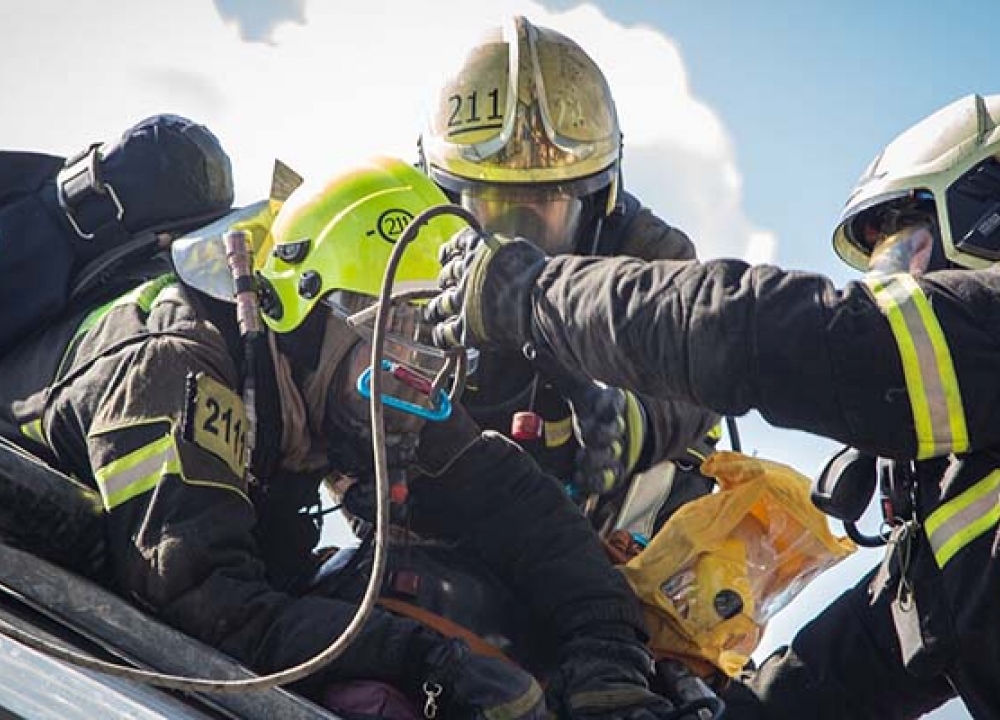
[0,0,775,262]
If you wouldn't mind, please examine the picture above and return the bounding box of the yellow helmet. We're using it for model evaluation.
[833,94,1000,273]
[420,15,621,255]
[257,157,463,335]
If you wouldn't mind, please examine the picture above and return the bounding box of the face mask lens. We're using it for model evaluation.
[461,185,584,255]
[325,293,478,378]
[380,302,476,376]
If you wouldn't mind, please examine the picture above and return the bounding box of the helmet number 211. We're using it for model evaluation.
[447,89,502,130]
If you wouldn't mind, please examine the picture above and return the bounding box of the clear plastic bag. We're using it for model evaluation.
[622,451,856,676]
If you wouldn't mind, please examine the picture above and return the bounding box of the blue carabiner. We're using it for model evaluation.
[630,531,650,549]
[357,360,453,422]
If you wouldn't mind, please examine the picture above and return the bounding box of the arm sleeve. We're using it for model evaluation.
[81,335,437,693]
[528,256,1000,459]
[600,198,721,462]
[408,429,647,643]
[721,567,954,720]
[614,203,698,262]
[641,394,720,464]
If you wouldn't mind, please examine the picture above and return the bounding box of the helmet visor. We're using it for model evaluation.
[460,183,584,255]
[432,166,615,255]
[325,290,478,379]
[846,190,938,277]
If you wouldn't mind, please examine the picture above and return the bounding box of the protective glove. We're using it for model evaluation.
[564,381,648,496]
[426,228,548,352]
[413,398,484,477]
[339,401,483,522]
[548,636,677,720]
[417,638,547,720]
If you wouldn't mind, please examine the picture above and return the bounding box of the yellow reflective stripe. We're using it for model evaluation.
[76,297,117,336]
[544,417,574,448]
[904,277,968,454]
[20,419,46,447]
[924,469,1000,567]
[56,275,179,381]
[116,274,178,314]
[623,391,646,472]
[94,434,179,510]
[864,274,968,459]
[686,446,708,463]
[76,275,177,337]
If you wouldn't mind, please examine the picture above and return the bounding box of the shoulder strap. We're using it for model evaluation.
[0,151,64,207]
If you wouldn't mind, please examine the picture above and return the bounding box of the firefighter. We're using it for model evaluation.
[0,157,679,719]
[428,93,1000,719]
[419,16,720,534]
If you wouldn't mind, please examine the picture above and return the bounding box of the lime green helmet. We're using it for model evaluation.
[833,94,1000,273]
[257,157,463,334]
[420,15,621,255]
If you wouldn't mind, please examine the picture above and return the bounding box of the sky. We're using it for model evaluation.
[3,1,996,717]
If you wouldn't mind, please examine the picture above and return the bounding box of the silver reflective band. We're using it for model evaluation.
[925,469,1000,567]
[863,274,968,459]
[94,434,179,510]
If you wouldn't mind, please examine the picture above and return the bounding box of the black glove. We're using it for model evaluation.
[340,402,483,524]
[418,638,547,719]
[564,381,649,496]
[548,636,678,720]
[414,399,484,478]
[426,229,548,352]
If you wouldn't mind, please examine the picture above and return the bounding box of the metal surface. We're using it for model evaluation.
[0,605,214,720]
[0,541,342,719]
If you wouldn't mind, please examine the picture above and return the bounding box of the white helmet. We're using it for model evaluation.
[833,94,1000,273]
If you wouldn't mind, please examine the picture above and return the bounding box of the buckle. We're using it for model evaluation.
[56,142,125,240]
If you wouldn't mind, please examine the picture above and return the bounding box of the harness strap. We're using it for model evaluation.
[377,597,515,665]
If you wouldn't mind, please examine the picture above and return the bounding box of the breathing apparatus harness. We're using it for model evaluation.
[0,205,479,693]
[811,445,918,548]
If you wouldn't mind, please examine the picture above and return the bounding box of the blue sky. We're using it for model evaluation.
[609,1,1000,275]
[4,2,996,717]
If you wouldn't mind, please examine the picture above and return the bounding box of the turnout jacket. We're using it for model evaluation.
[518,254,1000,718]
[466,191,719,484]
[0,275,646,695]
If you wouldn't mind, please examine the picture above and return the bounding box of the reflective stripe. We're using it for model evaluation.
[483,679,544,720]
[94,434,179,510]
[20,419,46,447]
[56,274,179,381]
[623,391,646,472]
[81,274,177,334]
[616,461,677,540]
[544,417,574,448]
[924,469,1000,567]
[864,274,968,459]
[116,274,179,314]
[686,446,708,463]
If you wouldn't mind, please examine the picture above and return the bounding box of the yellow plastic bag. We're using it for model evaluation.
[621,451,855,677]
